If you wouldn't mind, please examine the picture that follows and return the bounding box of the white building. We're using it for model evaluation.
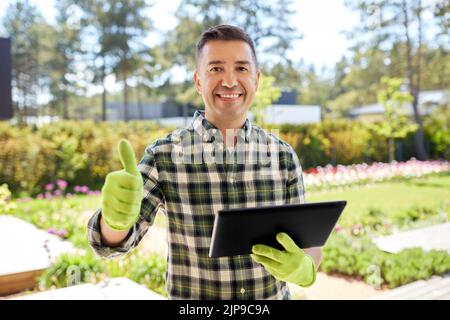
[256,90,322,125]
[256,104,321,125]
[349,90,449,121]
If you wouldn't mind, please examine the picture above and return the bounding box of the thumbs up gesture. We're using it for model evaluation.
[101,139,144,231]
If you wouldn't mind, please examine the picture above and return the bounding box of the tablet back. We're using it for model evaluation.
[209,200,346,258]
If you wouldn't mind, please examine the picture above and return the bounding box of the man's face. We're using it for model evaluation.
[194,40,260,122]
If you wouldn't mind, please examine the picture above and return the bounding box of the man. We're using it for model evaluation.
[87,24,322,300]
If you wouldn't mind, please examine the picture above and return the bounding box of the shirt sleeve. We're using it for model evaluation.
[285,144,306,204]
[86,145,165,258]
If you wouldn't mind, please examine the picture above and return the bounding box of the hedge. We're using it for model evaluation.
[0,118,447,195]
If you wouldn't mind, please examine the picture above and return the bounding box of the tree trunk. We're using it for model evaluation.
[137,82,143,120]
[401,0,428,160]
[388,138,395,162]
[101,60,107,121]
[63,90,68,120]
[102,83,107,121]
[123,59,129,122]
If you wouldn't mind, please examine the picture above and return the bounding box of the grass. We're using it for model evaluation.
[306,173,450,228]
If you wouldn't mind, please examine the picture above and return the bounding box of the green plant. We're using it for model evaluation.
[38,252,105,290]
[0,184,16,213]
[37,251,168,297]
[321,231,450,289]
[424,104,450,159]
[127,253,167,296]
[369,77,418,162]
[252,75,281,126]
[393,206,441,226]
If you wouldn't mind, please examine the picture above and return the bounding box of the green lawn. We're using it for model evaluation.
[307,173,450,228]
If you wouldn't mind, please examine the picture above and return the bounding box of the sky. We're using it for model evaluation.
[0,0,359,68]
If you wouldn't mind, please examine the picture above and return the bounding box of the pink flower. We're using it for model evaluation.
[37,194,44,200]
[47,228,68,239]
[56,179,68,190]
[57,230,68,238]
[80,186,89,193]
[53,190,62,197]
[45,184,54,191]
[45,192,53,200]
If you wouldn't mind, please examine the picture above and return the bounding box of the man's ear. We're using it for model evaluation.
[194,70,202,94]
[255,69,261,91]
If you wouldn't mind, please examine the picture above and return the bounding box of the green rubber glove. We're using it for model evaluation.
[101,139,143,231]
[251,232,317,287]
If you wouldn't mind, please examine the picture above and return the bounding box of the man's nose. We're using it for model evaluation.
[221,71,238,88]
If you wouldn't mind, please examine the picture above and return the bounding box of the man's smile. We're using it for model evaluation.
[215,92,244,102]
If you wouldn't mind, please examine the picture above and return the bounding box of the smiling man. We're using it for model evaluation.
[87,24,322,300]
[194,38,258,142]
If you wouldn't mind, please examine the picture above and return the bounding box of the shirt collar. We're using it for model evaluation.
[191,110,253,143]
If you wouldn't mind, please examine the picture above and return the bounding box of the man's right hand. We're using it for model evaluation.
[101,139,143,231]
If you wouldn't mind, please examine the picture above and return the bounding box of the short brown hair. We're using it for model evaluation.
[196,24,258,67]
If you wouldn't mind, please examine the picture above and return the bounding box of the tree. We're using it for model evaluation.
[251,75,281,127]
[46,0,82,120]
[369,77,418,162]
[76,0,152,122]
[156,0,301,108]
[326,46,388,117]
[344,0,441,159]
[262,59,302,90]
[2,0,44,124]
[104,0,152,121]
[77,0,114,121]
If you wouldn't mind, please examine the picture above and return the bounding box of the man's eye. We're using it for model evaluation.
[238,67,248,72]
[210,67,222,72]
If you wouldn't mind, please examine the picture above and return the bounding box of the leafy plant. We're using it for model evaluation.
[0,184,16,213]
[369,77,418,162]
[38,252,105,290]
[37,251,168,297]
[321,232,450,289]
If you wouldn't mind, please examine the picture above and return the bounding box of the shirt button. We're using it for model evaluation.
[240,288,245,294]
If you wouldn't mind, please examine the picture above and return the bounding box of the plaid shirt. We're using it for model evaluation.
[87,110,306,300]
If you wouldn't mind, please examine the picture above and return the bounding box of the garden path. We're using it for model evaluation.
[373,222,450,254]
[7,277,165,300]
[369,272,450,300]
[0,215,77,296]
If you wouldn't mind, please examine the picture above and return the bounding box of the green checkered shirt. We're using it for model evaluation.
[87,110,306,300]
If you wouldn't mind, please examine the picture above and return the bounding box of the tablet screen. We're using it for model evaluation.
[209,201,346,258]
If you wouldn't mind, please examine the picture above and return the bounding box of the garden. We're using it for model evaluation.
[1,120,449,298]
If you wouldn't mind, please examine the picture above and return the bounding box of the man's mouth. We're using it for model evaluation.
[215,93,244,102]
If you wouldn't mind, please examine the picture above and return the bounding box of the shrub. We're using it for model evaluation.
[38,252,105,290]
[37,251,168,296]
[0,120,173,196]
[0,183,16,213]
[321,232,450,288]
[1,118,447,196]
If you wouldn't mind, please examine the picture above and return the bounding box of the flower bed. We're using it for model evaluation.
[304,159,450,190]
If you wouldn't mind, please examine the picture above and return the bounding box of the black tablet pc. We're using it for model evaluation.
[209,200,346,258]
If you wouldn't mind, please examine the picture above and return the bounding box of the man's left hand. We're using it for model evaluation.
[251,232,316,287]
